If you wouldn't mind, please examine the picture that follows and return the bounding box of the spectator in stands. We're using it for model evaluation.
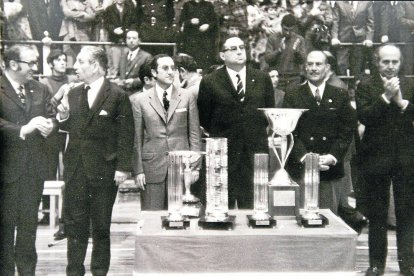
[112,29,152,95]
[356,44,414,276]
[140,0,179,55]
[268,68,285,107]
[59,0,99,67]
[174,53,202,99]
[380,1,414,76]
[264,13,306,90]
[303,0,333,52]
[3,0,33,41]
[331,1,374,77]
[262,4,287,36]
[283,50,354,215]
[0,45,57,276]
[103,0,140,78]
[56,46,134,276]
[131,54,201,210]
[286,0,306,35]
[179,0,218,70]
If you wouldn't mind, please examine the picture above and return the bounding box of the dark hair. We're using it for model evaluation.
[173,53,198,72]
[47,49,67,66]
[4,45,28,69]
[150,54,171,71]
[81,46,108,70]
[281,13,296,28]
[138,62,153,83]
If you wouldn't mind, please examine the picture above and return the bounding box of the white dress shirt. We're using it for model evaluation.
[128,48,140,61]
[226,66,246,93]
[86,76,105,108]
[308,81,326,99]
[155,84,172,108]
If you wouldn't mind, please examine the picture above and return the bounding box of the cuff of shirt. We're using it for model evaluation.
[19,127,26,140]
[56,113,69,122]
[401,100,409,110]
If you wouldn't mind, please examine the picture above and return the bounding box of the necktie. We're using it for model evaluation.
[128,52,133,62]
[84,85,91,109]
[17,85,26,105]
[236,74,245,102]
[163,90,169,111]
[315,88,322,105]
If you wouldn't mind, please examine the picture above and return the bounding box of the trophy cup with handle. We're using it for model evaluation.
[180,151,203,217]
[259,108,307,219]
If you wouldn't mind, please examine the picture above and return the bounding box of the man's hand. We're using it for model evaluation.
[21,116,50,137]
[331,38,341,46]
[38,118,54,138]
[114,27,123,35]
[383,77,400,101]
[318,154,336,171]
[114,171,129,186]
[199,24,209,32]
[134,173,146,190]
[191,18,200,25]
[362,39,373,47]
[57,102,70,121]
[381,35,389,43]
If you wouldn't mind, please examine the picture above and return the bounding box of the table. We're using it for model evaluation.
[133,209,357,275]
[42,180,64,229]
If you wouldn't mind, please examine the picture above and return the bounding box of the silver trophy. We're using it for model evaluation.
[198,138,235,230]
[259,108,307,218]
[180,151,202,217]
[300,153,328,227]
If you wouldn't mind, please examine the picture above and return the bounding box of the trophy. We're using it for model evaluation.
[198,138,235,230]
[161,151,189,229]
[247,154,276,228]
[259,108,307,218]
[299,153,328,227]
[180,151,203,217]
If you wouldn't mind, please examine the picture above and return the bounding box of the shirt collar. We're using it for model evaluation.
[307,81,326,97]
[5,71,24,93]
[155,83,173,102]
[226,66,246,80]
[87,76,105,92]
[129,48,140,60]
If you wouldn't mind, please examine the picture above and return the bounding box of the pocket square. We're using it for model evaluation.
[175,108,187,113]
[99,110,109,116]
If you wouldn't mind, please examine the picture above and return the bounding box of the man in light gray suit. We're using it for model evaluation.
[131,54,201,210]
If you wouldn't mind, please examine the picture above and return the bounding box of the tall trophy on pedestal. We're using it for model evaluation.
[259,108,307,219]
[198,138,235,230]
[247,154,276,228]
[161,151,190,229]
[299,153,328,227]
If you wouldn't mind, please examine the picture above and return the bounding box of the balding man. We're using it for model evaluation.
[283,50,354,214]
[198,36,274,209]
[356,44,414,276]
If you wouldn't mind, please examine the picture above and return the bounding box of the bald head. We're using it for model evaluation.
[376,44,402,79]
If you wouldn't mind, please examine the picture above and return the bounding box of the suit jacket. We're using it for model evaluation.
[331,1,374,42]
[60,79,134,184]
[197,66,274,168]
[0,75,56,183]
[104,2,140,43]
[119,48,153,93]
[184,75,202,99]
[283,82,354,181]
[381,1,414,42]
[356,73,414,176]
[131,85,201,183]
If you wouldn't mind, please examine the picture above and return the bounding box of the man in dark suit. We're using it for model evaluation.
[198,36,274,209]
[331,1,374,76]
[131,54,201,210]
[283,50,354,214]
[56,46,134,276]
[356,44,414,276]
[113,29,153,95]
[0,45,57,276]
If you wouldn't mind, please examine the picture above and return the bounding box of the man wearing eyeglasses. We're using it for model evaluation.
[198,36,274,209]
[0,45,57,276]
[131,54,201,210]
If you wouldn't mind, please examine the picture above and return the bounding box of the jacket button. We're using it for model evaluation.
[322,137,327,141]
[310,137,314,141]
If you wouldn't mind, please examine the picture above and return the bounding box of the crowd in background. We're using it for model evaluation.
[1,0,414,79]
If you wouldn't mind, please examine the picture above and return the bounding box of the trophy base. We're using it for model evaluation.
[299,214,329,228]
[161,216,190,229]
[247,215,277,228]
[182,201,202,218]
[198,215,236,230]
[268,183,300,218]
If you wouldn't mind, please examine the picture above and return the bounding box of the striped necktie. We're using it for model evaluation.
[315,88,322,105]
[17,85,26,105]
[236,74,245,102]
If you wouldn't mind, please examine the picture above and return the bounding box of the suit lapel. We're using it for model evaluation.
[24,82,33,114]
[343,2,354,21]
[149,87,167,124]
[301,83,319,109]
[126,52,140,77]
[167,86,181,123]
[1,76,26,111]
[221,67,238,99]
[245,67,257,103]
[86,79,111,125]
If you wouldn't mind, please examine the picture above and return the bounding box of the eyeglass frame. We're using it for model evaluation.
[222,44,246,52]
[13,60,38,68]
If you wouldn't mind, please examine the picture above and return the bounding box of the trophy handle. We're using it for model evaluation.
[271,132,283,169]
[271,133,295,169]
[283,133,294,168]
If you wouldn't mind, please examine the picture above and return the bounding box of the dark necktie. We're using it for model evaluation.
[236,74,245,102]
[163,90,169,111]
[17,85,26,105]
[315,88,322,105]
[83,85,91,109]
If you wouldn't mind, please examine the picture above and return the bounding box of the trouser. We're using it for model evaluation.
[64,164,118,276]
[140,179,167,211]
[359,170,414,270]
[0,173,43,276]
